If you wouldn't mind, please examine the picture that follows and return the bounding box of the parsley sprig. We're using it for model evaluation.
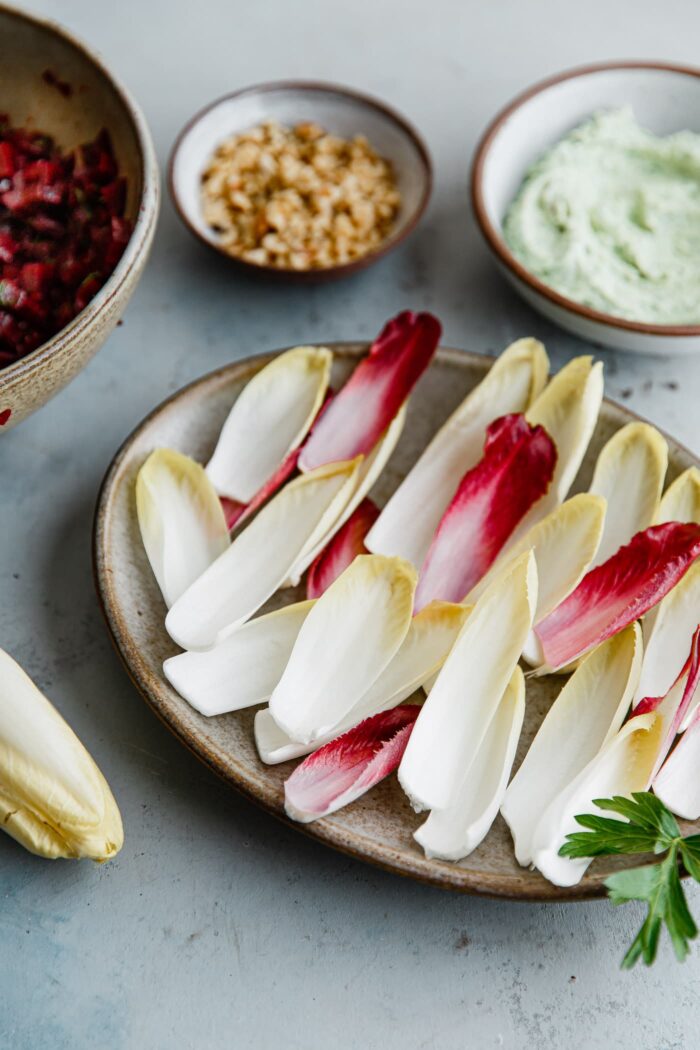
[560,792,700,968]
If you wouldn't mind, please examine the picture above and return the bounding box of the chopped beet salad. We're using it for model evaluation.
[0,117,132,368]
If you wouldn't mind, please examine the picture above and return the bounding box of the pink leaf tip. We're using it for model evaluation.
[536,523,700,670]
[284,705,420,822]
[414,413,557,610]
[306,498,380,599]
[634,624,700,783]
[299,311,441,471]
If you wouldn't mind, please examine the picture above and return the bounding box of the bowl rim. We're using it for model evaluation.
[166,79,433,280]
[0,0,160,388]
[470,60,700,338]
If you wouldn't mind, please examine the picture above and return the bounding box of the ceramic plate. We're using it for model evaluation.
[93,346,700,900]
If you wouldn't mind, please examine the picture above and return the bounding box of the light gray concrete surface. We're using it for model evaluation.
[2,2,700,1047]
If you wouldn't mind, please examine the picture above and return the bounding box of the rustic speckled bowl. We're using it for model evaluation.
[0,4,159,432]
[93,346,700,900]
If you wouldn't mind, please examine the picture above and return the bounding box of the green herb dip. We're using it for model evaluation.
[503,108,700,324]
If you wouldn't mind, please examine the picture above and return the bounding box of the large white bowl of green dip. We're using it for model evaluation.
[471,63,700,354]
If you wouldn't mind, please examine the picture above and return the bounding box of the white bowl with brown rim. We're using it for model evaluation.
[471,62,700,355]
[168,81,432,282]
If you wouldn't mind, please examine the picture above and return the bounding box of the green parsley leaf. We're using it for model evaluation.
[559,792,700,968]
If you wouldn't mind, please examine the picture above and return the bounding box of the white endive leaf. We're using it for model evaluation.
[501,623,642,867]
[466,493,605,636]
[398,550,537,812]
[165,459,360,650]
[414,666,524,862]
[643,468,700,642]
[255,600,469,764]
[206,346,331,501]
[366,338,549,565]
[588,422,667,567]
[654,706,700,819]
[163,600,314,716]
[285,404,407,587]
[654,466,700,525]
[517,357,604,535]
[530,713,661,887]
[635,559,700,709]
[269,555,417,744]
[136,448,230,607]
[0,649,123,861]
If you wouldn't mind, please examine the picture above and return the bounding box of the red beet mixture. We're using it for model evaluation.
[0,117,132,368]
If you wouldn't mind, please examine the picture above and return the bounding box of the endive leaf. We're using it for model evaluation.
[284,706,420,823]
[634,626,700,783]
[644,468,700,641]
[589,423,668,567]
[299,311,440,471]
[0,648,123,861]
[222,390,337,531]
[287,405,406,586]
[399,551,537,812]
[269,555,417,744]
[531,713,662,887]
[466,493,606,627]
[136,448,230,608]
[501,624,642,866]
[0,787,75,859]
[534,523,700,672]
[654,657,700,819]
[163,600,314,716]
[366,337,549,565]
[221,445,301,530]
[306,499,380,599]
[414,415,555,611]
[206,345,331,501]
[165,459,361,650]
[514,357,604,538]
[655,467,700,526]
[414,666,525,862]
[255,600,469,764]
[635,559,700,709]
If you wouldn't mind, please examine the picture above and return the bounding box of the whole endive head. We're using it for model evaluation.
[0,648,123,861]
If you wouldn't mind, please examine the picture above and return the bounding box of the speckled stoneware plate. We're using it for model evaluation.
[93,346,700,901]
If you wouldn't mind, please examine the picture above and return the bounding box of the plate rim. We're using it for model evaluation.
[93,344,699,902]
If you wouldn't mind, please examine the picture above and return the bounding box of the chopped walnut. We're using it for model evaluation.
[200,120,401,270]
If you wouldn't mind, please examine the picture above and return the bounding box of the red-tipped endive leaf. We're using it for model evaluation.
[366,337,549,566]
[635,559,700,709]
[535,523,700,672]
[414,414,556,611]
[633,625,700,784]
[284,706,419,823]
[220,496,246,530]
[306,499,380,599]
[206,346,331,501]
[298,311,441,471]
[654,629,700,818]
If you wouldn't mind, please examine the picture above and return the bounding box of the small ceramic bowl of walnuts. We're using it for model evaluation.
[168,81,432,281]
